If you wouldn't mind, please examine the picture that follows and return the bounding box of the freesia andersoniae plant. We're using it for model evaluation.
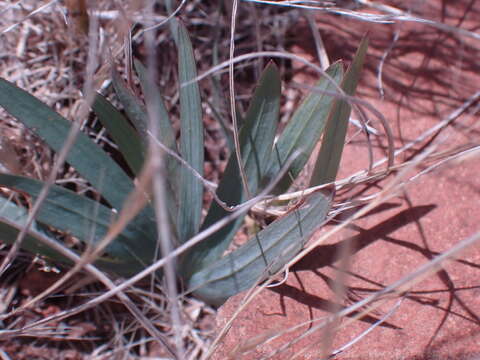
[0,19,368,306]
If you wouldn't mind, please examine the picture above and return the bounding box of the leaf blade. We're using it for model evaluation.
[0,173,156,274]
[0,193,155,276]
[172,20,205,243]
[111,68,149,139]
[183,62,282,276]
[92,93,145,175]
[0,196,73,263]
[265,61,344,194]
[309,37,369,186]
[187,189,333,307]
[134,59,180,226]
[0,78,135,210]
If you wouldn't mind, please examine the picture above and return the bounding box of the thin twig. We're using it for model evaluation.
[229,0,251,198]
[302,9,330,69]
[1,0,58,33]
[377,30,400,99]
[144,0,184,355]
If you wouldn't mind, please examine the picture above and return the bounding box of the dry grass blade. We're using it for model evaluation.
[144,1,183,356]
[1,0,479,358]
[1,0,58,34]
[229,0,251,199]
[246,0,480,40]
[327,297,404,358]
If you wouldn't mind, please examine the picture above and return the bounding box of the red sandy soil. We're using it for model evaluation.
[213,1,480,359]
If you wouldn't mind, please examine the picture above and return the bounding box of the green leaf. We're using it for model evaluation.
[172,20,205,243]
[0,194,152,277]
[111,67,149,140]
[183,62,281,277]
[0,196,73,263]
[0,173,157,275]
[134,59,180,226]
[187,189,333,307]
[92,93,145,175]
[0,78,135,210]
[309,36,368,186]
[264,61,344,195]
[134,60,178,156]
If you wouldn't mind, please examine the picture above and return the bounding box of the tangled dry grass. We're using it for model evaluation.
[0,1,479,359]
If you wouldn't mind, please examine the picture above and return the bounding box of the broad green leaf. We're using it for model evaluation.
[310,37,368,186]
[183,63,281,277]
[111,68,149,139]
[209,35,236,152]
[265,61,344,195]
[172,20,204,244]
[0,196,72,263]
[0,193,154,277]
[187,189,333,307]
[134,60,178,156]
[89,94,163,267]
[0,173,156,268]
[92,93,145,175]
[134,59,180,227]
[0,78,135,210]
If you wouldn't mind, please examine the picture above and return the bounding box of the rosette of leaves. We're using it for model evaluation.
[0,20,367,306]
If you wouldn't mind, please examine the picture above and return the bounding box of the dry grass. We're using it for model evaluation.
[0,0,479,359]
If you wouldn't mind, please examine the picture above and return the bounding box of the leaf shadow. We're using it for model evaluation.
[268,204,437,330]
